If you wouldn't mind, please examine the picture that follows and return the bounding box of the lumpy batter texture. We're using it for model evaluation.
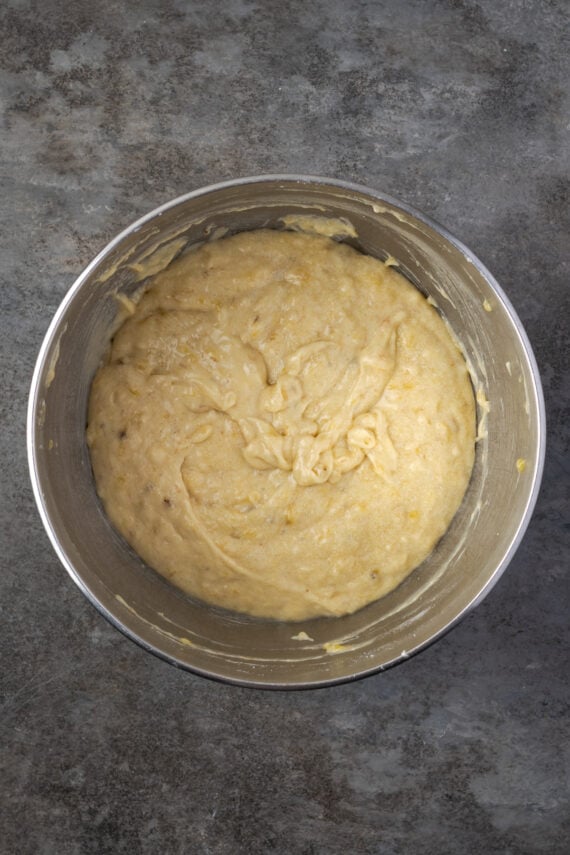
[87,230,475,621]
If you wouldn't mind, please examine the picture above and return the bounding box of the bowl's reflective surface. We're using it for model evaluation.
[28,176,545,688]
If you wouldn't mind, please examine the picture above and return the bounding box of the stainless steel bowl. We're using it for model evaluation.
[28,176,546,688]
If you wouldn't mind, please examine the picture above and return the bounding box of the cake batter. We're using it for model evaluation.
[87,229,475,620]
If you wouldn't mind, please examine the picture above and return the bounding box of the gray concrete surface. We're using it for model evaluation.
[1,0,568,852]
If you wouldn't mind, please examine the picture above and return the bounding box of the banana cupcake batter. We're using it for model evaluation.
[87,229,475,621]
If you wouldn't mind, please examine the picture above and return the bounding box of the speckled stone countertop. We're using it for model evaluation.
[1,1,568,852]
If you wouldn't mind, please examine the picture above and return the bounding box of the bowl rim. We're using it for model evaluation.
[27,174,547,689]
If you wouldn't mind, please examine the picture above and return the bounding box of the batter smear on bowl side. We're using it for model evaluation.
[87,229,475,621]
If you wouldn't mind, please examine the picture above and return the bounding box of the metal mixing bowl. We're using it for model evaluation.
[28,176,546,688]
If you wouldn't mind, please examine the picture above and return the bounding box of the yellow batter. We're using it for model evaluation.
[87,230,475,621]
